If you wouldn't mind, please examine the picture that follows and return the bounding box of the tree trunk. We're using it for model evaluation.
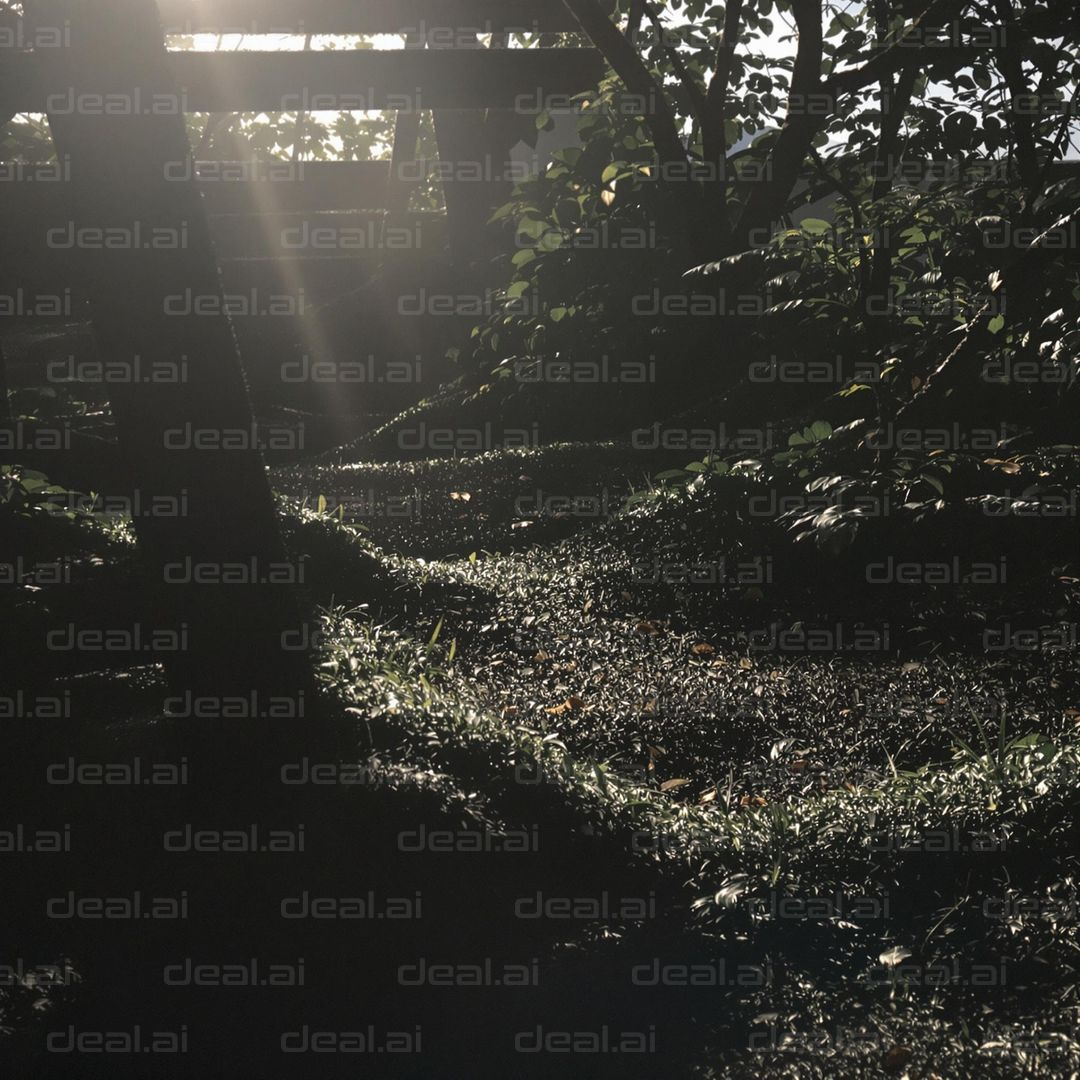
[35,0,317,742]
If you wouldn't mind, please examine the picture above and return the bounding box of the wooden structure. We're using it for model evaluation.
[2,2,603,311]
[0,1,607,716]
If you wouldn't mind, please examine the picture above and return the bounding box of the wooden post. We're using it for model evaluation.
[430,29,515,270]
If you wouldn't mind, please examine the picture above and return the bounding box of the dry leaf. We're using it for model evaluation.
[545,696,585,715]
[691,643,716,656]
[660,778,691,792]
[879,946,911,966]
[738,657,753,670]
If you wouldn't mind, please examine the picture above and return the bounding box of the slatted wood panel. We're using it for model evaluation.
[3,209,442,258]
[12,47,604,112]
[0,256,402,307]
[0,162,393,217]
[1,2,606,335]
[156,0,597,34]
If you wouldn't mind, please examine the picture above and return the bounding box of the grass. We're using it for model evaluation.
[2,439,1079,1077]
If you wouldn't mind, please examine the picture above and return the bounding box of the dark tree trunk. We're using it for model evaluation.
[35,0,318,743]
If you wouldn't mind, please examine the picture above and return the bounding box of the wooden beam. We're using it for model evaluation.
[12,47,604,112]
[155,0,600,35]
[0,161,391,217]
[210,210,445,258]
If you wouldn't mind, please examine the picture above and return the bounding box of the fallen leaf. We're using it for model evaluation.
[691,642,716,656]
[660,778,691,792]
[879,946,912,966]
[545,696,585,715]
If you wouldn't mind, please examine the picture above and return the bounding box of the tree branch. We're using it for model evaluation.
[561,0,689,173]
[703,0,745,174]
[894,203,1080,426]
[733,0,823,248]
[992,0,1039,197]
[643,1,708,122]
[824,0,978,99]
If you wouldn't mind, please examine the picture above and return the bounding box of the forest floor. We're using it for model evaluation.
[4,415,1080,1077]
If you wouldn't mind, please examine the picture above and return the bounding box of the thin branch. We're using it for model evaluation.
[809,145,870,298]
[993,0,1038,195]
[703,0,745,173]
[643,1,708,122]
[561,0,689,173]
[894,203,1080,426]
[1029,81,1080,205]
[824,0,979,99]
[865,61,919,312]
